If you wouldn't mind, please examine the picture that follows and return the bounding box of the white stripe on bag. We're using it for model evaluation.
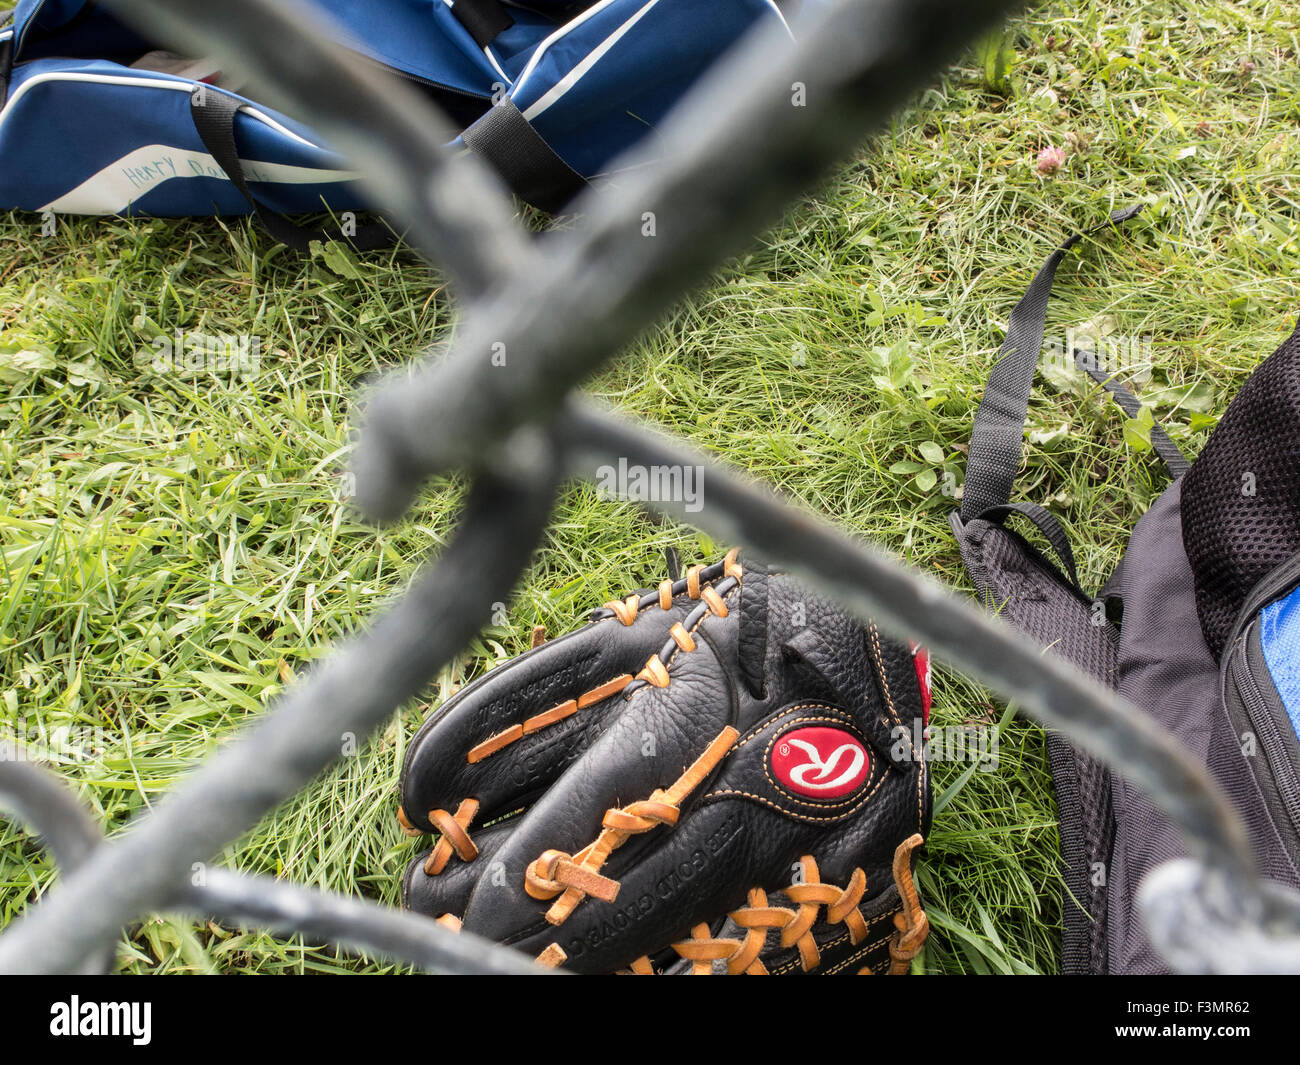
[522,0,659,121]
[41,144,356,214]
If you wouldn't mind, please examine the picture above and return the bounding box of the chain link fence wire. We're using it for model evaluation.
[2,0,1299,974]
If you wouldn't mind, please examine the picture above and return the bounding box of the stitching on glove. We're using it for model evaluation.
[825,932,898,974]
[775,912,896,974]
[866,621,928,834]
[705,770,888,824]
[868,620,907,741]
[915,751,927,837]
[524,724,740,926]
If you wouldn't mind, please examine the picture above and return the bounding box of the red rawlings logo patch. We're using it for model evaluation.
[771,726,870,799]
[910,642,932,727]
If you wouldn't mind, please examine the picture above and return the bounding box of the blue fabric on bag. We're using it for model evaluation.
[1261,585,1300,737]
[11,0,150,63]
[509,0,786,179]
[0,59,363,215]
[2,0,789,222]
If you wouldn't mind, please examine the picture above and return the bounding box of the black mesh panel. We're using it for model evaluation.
[1182,319,1300,660]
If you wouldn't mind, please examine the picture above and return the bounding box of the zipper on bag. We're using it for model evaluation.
[1220,551,1300,859]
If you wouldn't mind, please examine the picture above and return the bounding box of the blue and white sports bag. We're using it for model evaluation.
[0,0,793,247]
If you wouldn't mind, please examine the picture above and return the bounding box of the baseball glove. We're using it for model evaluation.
[396,550,932,974]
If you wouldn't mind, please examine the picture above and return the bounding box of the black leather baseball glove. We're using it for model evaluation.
[396,550,932,974]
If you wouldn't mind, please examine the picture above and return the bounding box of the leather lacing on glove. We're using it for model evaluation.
[521,573,745,925]
[527,833,929,974]
[393,550,744,880]
[435,833,931,973]
[620,835,930,975]
[524,725,740,924]
[605,548,742,626]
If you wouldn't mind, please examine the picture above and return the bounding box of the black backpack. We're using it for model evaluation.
[952,207,1300,974]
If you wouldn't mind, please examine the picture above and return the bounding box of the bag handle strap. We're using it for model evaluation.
[967,500,1085,593]
[1074,350,1192,478]
[954,204,1193,597]
[0,34,13,110]
[449,0,514,47]
[959,205,1146,524]
[461,98,587,214]
[190,87,397,252]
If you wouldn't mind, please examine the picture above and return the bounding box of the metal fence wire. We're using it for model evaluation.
[2,0,1299,975]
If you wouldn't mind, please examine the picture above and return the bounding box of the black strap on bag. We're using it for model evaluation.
[461,98,588,214]
[449,0,515,47]
[967,500,1084,592]
[1075,351,1193,478]
[954,205,1190,593]
[0,24,13,110]
[190,87,398,253]
[961,205,1142,522]
[951,209,1156,976]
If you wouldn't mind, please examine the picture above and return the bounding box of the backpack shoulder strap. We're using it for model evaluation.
[955,204,1193,599]
[960,204,1145,526]
[952,206,1167,975]
[1075,351,1192,479]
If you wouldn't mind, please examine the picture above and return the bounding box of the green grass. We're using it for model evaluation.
[2,0,1298,974]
